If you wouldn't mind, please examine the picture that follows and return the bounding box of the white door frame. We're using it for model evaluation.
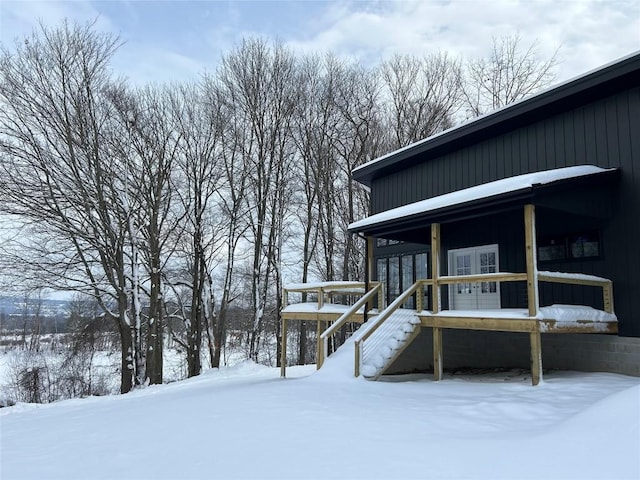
[448,244,501,310]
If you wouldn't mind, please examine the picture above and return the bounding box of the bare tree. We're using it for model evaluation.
[110,86,186,385]
[216,38,298,363]
[463,33,559,117]
[381,53,462,148]
[332,63,384,284]
[0,21,141,393]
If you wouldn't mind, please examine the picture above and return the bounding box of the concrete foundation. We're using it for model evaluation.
[386,328,640,377]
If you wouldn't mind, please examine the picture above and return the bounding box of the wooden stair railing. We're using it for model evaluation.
[317,283,382,368]
[353,279,432,377]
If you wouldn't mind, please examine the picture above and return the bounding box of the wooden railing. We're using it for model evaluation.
[317,283,382,368]
[353,279,432,377]
[280,281,383,376]
[353,271,615,378]
[537,271,614,314]
[283,281,378,311]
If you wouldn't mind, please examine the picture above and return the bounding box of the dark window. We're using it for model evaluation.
[569,232,600,258]
[538,230,601,262]
[375,251,429,309]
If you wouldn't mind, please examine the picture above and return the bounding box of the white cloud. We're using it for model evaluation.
[285,0,640,81]
[1,0,638,86]
[0,0,112,45]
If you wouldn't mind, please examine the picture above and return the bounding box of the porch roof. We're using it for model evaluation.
[349,165,618,236]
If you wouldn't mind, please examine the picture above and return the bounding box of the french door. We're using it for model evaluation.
[448,244,500,310]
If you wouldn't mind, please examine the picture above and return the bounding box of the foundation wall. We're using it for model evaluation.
[385,328,640,377]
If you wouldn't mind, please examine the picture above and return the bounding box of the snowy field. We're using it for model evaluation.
[1,340,639,480]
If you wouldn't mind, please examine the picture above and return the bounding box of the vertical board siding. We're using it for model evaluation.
[368,86,640,336]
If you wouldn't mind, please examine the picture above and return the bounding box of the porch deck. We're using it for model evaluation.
[417,307,618,334]
[281,206,619,385]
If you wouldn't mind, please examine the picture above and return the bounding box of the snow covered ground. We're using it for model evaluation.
[1,340,639,480]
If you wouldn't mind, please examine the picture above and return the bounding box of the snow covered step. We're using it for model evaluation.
[360,309,421,379]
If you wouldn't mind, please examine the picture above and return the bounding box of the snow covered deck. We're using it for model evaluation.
[417,305,618,334]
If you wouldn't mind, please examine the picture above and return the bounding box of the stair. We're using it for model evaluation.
[359,309,421,379]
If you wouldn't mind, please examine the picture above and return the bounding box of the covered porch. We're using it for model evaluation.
[348,166,620,385]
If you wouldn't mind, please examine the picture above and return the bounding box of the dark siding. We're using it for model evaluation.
[370,86,640,336]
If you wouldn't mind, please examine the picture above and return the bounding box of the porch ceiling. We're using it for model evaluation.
[349,165,619,238]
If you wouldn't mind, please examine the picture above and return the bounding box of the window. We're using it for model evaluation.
[402,255,414,308]
[538,237,566,262]
[375,251,429,309]
[569,232,600,258]
[376,238,388,247]
[538,230,601,262]
[388,257,400,301]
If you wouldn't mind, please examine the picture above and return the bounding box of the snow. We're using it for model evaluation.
[349,165,615,231]
[1,344,639,480]
[284,280,365,290]
[281,302,365,314]
[538,270,612,282]
[417,305,617,323]
[357,309,421,378]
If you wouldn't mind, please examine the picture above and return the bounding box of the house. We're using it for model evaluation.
[281,52,640,384]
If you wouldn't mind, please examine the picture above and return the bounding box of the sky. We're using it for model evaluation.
[0,0,639,87]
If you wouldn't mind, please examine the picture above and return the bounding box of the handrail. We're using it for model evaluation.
[283,281,380,311]
[436,272,527,284]
[353,270,615,377]
[538,271,614,314]
[317,283,382,368]
[353,279,430,377]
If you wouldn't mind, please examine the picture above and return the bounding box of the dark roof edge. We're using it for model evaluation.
[353,51,640,187]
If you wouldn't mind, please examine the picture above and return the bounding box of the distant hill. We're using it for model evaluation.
[0,297,70,318]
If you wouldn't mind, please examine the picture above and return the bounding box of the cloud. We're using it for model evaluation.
[285,0,640,81]
[112,45,207,86]
[0,0,113,45]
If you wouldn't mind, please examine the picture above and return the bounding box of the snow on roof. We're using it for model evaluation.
[349,165,615,231]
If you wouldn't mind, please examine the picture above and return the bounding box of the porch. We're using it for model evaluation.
[282,206,618,385]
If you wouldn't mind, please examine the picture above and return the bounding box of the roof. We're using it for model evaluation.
[349,165,617,235]
[353,51,640,187]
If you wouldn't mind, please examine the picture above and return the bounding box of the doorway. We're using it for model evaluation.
[448,244,500,310]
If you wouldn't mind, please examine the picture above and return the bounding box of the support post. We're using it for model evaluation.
[529,330,542,386]
[524,205,539,317]
[433,327,443,381]
[431,223,441,313]
[280,318,287,377]
[316,321,323,370]
[354,340,361,377]
[365,236,374,323]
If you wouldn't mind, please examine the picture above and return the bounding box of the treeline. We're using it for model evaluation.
[0,20,556,394]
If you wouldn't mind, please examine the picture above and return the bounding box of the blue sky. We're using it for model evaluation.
[1,1,639,86]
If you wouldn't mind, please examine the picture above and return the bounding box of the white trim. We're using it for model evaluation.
[448,244,501,310]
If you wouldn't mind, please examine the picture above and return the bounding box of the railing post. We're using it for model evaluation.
[431,223,441,313]
[524,204,539,317]
[354,340,361,377]
[603,281,614,314]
